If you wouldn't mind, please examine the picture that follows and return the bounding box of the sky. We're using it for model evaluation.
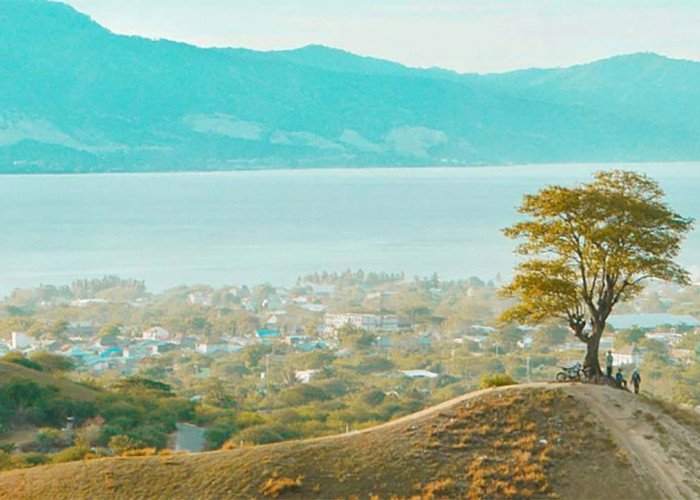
[62,0,700,73]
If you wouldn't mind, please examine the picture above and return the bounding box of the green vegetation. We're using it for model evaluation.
[501,170,694,376]
[481,373,518,389]
[1,266,700,476]
[0,386,667,499]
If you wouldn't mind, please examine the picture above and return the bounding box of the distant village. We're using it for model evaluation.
[2,274,700,385]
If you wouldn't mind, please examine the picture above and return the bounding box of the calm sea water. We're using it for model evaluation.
[2,163,699,296]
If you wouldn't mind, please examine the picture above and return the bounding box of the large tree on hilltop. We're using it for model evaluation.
[499,170,694,377]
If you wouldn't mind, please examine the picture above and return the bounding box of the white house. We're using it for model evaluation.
[323,313,399,336]
[401,369,439,379]
[612,345,644,367]
[142,327,171,341]
[294,369,319,384]
[188,292,213,307]
[11,332,36,350]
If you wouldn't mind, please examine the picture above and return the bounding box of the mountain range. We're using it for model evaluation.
[2,0,700,173]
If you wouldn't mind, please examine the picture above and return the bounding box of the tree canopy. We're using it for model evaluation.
[500,170,694,375]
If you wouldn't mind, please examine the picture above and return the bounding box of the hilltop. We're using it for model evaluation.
[0,361,99,401]
[2,383,698,499]
[2,1,700,172]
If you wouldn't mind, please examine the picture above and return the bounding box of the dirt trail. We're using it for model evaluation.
[292,382,555,446]
[566,384,700,499]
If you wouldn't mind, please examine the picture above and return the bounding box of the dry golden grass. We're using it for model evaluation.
[0,385,660,499]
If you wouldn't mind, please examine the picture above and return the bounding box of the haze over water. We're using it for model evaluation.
[2,163,699,296]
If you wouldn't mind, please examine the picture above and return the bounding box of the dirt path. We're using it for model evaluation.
[566,384,700,499]
[285,382,556,446]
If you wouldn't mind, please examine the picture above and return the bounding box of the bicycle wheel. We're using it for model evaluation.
[556,372,567,382]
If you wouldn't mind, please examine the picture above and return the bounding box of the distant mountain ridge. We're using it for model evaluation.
[1,0,700,173]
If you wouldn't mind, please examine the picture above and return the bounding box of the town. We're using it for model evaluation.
[1,271,700,467]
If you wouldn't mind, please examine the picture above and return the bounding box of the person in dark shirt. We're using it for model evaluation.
[631,369,641,394]
[615,368,627,389]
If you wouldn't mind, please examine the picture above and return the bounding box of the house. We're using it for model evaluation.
[256,329,281,343]
[11,332,37,350]
[612,345,644,367]
[294,369,319,384]
[188,291,213,306]
[323,313,399,336]
[517,335,534,350]
[70,298,109,308]
[301,303,327,313]
[294,341,328,352]
[67,323,99,337]
[285,335,311,345]
[148,342,177,356]
[645,332,683,346]
[142,327,171,341]
[195,342,231,355]
[401,369,439,379]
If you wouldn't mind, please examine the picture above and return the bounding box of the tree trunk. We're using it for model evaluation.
[584,322,605,378]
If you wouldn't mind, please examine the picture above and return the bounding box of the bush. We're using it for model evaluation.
[233,423,301,446]
[481,373,518,389]
[121,447,156,457]
[277,385,329,407]
[1,352,43,371]
[30,352,75,372]
[108,434,142,455]
[17,452,49,467]
[0,443,16,454]
[51,443,90,464]
[36,428,68,450]
[259,475,303,498]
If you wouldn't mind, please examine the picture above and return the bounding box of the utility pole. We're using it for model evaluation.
[526,353,531,382]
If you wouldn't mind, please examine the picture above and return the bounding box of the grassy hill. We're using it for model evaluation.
[0,362,99,401]
[2,383,698,499]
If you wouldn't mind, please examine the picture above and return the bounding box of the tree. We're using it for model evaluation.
[500,170,693,377]
[31,352,75,372]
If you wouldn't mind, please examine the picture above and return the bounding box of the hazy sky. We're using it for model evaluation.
[62,0,700,73]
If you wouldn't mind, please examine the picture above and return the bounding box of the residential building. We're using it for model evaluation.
[11,332,36,350]
[323,313,399,336]
[612,345,644,367]
[142,327,171,341]
[256,329,281,343]
[188,291,212,306]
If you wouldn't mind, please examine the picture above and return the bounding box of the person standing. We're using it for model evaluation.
[631,369,641,394]
[605,351,614,377]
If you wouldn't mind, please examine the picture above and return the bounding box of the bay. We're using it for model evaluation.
[1,163,699,296]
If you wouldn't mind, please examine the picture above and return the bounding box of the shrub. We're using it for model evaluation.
[259,475,303,498]
[1,352,43,371]
[108,434,142,455]
[0,451,11,470]
[481,373,518,389]
[51,443,90,464]
[232,423,301,446]
[277,385,330,407]
[121,447,156,457]
[36,428,68,450]
[0,443,16,454]
[18,452,49,467]
[30,352,75,372]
